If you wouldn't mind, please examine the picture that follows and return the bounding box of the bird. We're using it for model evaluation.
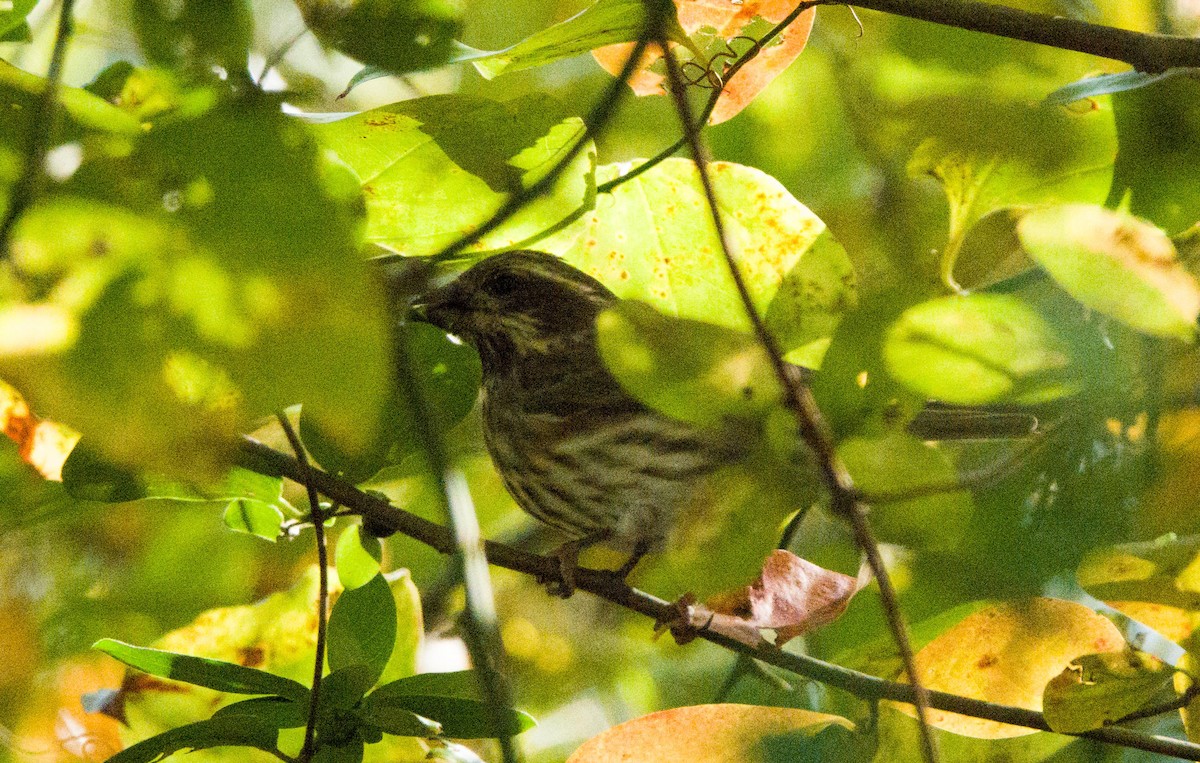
[415,250,1039,593]
[416,250,764,592]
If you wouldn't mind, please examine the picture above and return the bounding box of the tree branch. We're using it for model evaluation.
[847,0,1200,72]
[235,436,1200,762]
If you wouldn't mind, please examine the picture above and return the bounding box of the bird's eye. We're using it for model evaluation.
[486,272,522,298]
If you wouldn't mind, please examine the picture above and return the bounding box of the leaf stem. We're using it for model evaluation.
[276,413,328,763]
[0,0,78,257]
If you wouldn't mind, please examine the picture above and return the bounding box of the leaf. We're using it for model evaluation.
[327,573,397,682]
[596,301,782,428]
[1043,650,1175,733]
[906,98,1115,290]
[358,701,443,737]
[593,0,817,124]
[296,0,462,75]
[704,550,863,646]
[93,639,310,701]
[884,293,1076,406]
[882,598,1125,738]
[468,0,650,80]
[335,525,383,590]
[564,158,841,338]
[1045,68,1197,105]
[0,59,142,142]
[222,499,286,541]
[320,664,377,710]
[211,696,308,728]
[104,716,280,763]
[0,0,33,40]
[838,432,973,550]
[1018,204,1200,340]
[313,93,594,257]
[368,670,535,738]
[1077,534,1200,609]
[763,229,858,368]
[132,0,251,76]
[1109,72,1200,234]
[566,704,853,762]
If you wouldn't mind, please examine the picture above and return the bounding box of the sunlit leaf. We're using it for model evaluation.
[593,0,817,124]
[222,499,285,541]
[313,94,594,257]
[335,525,383,590]
[297,0,462,75]
[884,293,1076,405]
[564,158,839,339]
[1043,650,1174,733]
[567,704,853,762]
[1077,534,1200,609]
[0,0,34,41]
[0,379,78,480]
[596,301,782,427]
[883,598,1125,739]
[1018,205,1200,340]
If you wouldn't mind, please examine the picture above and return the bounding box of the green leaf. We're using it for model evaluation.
[0,59,142,143]
[104,717,280,763]
[838,432,972,550]
[883,293,1076,406]
[1017,204,1200,340]
[93,639,310,701]
[364,694,533,739]
[1046,68,1196,105]
[313,93,594,257]
[466,0,647,79]
[1043,650,1175,734]
[563,158,842,339]
[1109,73,1200,235]
[312,738,365,763]
[596,301,782,428]
[907,98,1115,290]
[1077,534,1200,609]
[60,441,146,502]
[358,701,443,737]
[211,696,308,728]
[368,670,535,738]
[335,525,383,590]
[764,229,858,368]
[222,499,286,541]
[327,573,396,681]
[320,664,377,710]
[297,0,462,75]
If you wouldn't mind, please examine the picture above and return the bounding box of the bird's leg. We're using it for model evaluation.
[546,529,611,598]
[613,538,651,581]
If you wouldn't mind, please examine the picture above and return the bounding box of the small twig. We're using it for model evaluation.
[657,32,940,763]
[0,0,78,257]
[233,436,1200,761]
[276,413,328,763]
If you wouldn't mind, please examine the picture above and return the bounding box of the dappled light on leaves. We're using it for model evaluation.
[1042,650,1175,734]
[593,0,817,124]
[0,379,78,480]
[566,704,854,762]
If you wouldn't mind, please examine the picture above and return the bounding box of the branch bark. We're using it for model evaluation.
[846,0,1200,72]
[236,436,1200,762]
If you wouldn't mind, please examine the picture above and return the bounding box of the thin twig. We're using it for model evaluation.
[234,436,1200,762]
[0,0,78,257]
[656,32,940,763]
[276,413,329,763]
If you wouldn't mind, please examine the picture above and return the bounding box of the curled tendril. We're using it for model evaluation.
[679,34,765,92]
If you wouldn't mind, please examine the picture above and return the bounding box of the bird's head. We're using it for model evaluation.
[417,251,616,371]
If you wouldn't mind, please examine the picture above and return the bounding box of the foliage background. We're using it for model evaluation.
[4,0,1200,761]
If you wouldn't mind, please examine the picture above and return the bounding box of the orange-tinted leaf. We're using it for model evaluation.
[705,550,863,646]
[887,598,1124,739]
[0,379,79,480]
[566,704,853,763]
[593,0,816,124]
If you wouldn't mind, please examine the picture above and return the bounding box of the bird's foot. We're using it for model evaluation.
[541,530,611,598]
